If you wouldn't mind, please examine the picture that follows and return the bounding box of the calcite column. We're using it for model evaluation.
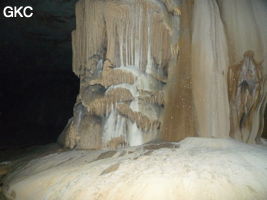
[58,0,180,149]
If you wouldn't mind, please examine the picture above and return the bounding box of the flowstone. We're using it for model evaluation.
[59,0,267,149]
[58,0,180,149]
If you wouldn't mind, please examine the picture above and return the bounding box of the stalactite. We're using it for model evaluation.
[59,0,267,149]
[59,0,180,149]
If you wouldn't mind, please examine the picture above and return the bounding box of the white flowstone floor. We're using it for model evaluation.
[2,137,267,200]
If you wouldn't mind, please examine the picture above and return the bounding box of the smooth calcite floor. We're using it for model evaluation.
[2,137,267,200]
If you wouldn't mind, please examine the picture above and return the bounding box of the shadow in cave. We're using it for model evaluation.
[0,1,79,149]
[262,108,267,139]
[0,69,79,149]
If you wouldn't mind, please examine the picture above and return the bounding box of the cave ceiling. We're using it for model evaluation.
[0,0,78,71]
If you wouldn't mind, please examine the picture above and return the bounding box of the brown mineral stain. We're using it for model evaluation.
[144,143,179,150]
[100,163,120,175]
[96,151,117,161]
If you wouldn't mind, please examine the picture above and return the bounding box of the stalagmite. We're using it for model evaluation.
[59,0,267,149]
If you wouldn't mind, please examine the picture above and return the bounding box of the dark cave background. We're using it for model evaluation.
[0,0,266,150]
[0,0,79,149]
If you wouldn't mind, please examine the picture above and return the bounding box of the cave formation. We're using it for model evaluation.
[58,0,267,149]
[1,0,267,199]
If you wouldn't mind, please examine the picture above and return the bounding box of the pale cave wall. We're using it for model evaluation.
[58,0,267,149]
[191,0,230,138]
[219,0,267,143]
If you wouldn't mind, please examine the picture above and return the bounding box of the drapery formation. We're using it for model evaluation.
[58,0,267,149]
[190,0,267,142]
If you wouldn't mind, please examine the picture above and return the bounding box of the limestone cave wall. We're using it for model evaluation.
[58,0,267,149]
